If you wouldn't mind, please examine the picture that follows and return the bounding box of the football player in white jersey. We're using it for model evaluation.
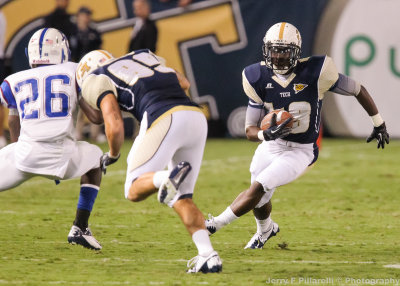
[206,22,390,249]
[75,49,222,273]
[0,28,104,250]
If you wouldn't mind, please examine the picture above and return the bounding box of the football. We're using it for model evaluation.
[260,109,293,130]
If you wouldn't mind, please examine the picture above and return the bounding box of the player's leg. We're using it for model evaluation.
[205,142,274,234]
[244,199,280,249]
[244,147,313,248]
[167,110,222,273]
[205,181,267,234]
[124,112,177,201]
[0,143,34,191]
[63,141,103,250]
[253,200,275,237]
[207,143,313,240]
[125,111,194,202]
[174,199,222,273]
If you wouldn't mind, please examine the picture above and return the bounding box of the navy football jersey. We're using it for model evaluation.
[81,49,198,127]
[242,56,339,144]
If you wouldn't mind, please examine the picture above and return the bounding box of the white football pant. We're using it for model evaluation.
[250,138,315,208]
[0,140,102,191]
[124,109,207,206]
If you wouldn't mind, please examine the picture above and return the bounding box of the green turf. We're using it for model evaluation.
[0,138,399,285]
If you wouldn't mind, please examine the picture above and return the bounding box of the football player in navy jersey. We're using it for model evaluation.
[206,22,389,249]
[76,49,222,273]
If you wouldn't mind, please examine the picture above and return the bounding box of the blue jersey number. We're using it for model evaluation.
[15,75,71,120]
[15,79,39,119]
[45,75,70,118]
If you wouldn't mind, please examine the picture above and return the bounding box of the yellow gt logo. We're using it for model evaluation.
[293,83,308,94]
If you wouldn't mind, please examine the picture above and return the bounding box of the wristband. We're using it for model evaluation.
[370,113,384,127]
[257,130,264,141]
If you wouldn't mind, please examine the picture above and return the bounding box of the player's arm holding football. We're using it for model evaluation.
[242,69,292,142]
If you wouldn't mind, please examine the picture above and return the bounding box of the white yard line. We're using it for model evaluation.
[383,264,400,269]
[0,256,384,265]
[0,280,209,285]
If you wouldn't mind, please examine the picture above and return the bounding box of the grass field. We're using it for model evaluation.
[0,138,399,285]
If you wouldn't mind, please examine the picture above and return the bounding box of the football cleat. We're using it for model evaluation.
[68,225,102,250]
[205,214,222,235]
[158,161,192,205]
[187,251,222,273]
[244,221,280,249]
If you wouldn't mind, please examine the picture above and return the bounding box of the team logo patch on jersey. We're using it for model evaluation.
[265,83,274,89]
[293,83,308,94]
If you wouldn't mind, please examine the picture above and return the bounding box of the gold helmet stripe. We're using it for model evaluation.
[98,50,113,59]
[279,22,286,40]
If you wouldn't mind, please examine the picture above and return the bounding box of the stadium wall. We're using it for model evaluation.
[1,0,397,138]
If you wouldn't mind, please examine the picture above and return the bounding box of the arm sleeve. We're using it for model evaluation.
[330,73,361,96]
[245,103,265,130]
[81,74,118,110]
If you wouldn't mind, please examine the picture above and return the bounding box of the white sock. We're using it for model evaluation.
[152,170,169,188]
[256,216,272,234]
[192,229,214,257]
[214,207,238,229]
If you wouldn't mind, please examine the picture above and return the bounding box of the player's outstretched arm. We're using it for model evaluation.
[356,85,389,149]
[331,73,389,149]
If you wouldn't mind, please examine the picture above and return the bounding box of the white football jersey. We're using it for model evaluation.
[0,62,79,142]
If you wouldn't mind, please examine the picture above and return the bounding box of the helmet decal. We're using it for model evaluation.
[278,22,286,40]
[76,50,114,88]
[38,28,48,59]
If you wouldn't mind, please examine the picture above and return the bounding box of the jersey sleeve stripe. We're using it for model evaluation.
[96,90,115,109]
[0,80,17,108]
[242,70,263,104]
[248,99,263,109]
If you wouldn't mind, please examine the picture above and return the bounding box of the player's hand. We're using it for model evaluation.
[100,152,120,174]
[366,122,389,149]
[262,113,292,141]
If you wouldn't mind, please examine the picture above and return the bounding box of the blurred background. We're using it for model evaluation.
[0,0,398,140]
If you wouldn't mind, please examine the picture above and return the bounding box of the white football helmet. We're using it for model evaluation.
[262,22,302,74]
[27,28,70,68]
[76,50,114,88]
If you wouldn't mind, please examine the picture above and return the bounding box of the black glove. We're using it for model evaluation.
[366,122,389,149]
[100,152,120,174]
[262,113,293,141]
